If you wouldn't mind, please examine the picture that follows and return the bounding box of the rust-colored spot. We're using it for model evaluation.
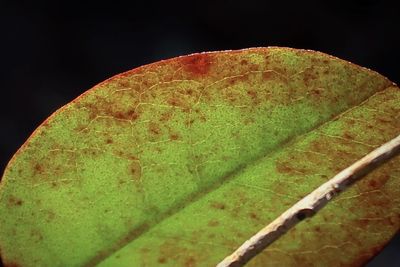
[247,90,257,99]
[181,54,212,76]
[170,134,180,140]
[262,71,273,80]
[149,122,161,135]
[129,161,142,182]
[158,257,167,264]
[228,79,236,86]
[42,120,50,128]
[368,179,377,188]
[114,110,138,120]
[77,96,140,122]
[249,212,259,221]
[207,219,219,227]
[358,172,390,192]
[8,196,23,206]
[159,110,173,122]
[117,78,130,88]
[210,202,226,210]
[185,118,195,127]
[33,163,44,175]
[377,117,392,124]
[184,256,196,267]
[106,138,113,144]
[302,67,318,86]
[168,97,182,107]
[310,88,323,96]
[275,160,295,174]
[342,131,354,140]
[186,88,194,95]
[4,262,21,267]
[240,59,248,65]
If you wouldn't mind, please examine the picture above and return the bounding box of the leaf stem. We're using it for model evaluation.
[217,134,400,267]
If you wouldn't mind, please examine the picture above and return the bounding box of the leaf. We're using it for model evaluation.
[0,47,399,267]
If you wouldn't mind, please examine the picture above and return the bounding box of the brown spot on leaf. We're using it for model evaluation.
[247,89,257,100]
[168,97,182,107]
[8,196,23,207]
[158,239,190,266]
[33,163,44,175]
[302,67,318,86]
[186,88,194,95]
[181,54,212,76]
[114,109,138,121]
[262,71,273,80]
[342,131,354,140]
[159,110,173,122]
[210,201,226,210]
[184,256,196,267]
[310,87,323,96]
[149,122,161,135]
[129,161,142,182]
[249,212,259,221]
[185,118,195,127]
[77,96,139,121]
[158,257,167,264]
[45,210,56,223]
[170,134,180,140]
[358,171,390,192]
[368,179,377,188]
[207,219,219,227]
[117,78,130,88]
[275,161,294,174]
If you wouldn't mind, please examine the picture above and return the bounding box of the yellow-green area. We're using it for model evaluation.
[0,47,399,267]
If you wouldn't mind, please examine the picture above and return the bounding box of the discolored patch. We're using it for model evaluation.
[76,95,140,121]
[207,219,219,227]
[170,133,180,140]
[210,201,226,210]
[129,161,142,183]
[184,256,196,267]
[106,138,113,144]
[249,212,259,221]
[33,163,44,175]
[158,257,167,264]
[180,54,213,76]
[148,122,161,135]
[7,196,23,207]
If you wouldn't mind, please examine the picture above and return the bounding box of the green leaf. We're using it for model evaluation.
[0,47,399,267]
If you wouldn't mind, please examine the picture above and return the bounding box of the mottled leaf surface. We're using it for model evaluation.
[0,48,399,267]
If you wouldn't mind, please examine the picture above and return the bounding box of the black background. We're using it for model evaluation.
[0,1,399,266]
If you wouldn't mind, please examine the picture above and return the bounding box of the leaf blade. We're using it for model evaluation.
[0,47,398,267]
